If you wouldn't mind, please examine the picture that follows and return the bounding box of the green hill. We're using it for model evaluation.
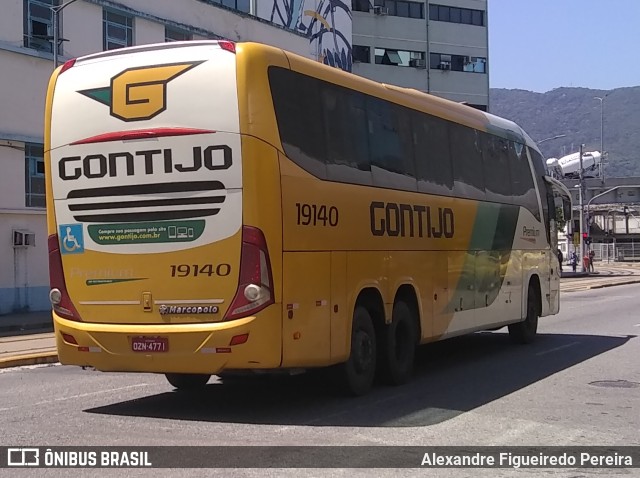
[489,87,640,177]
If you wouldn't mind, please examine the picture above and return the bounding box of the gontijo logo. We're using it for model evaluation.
[78,61,204,122]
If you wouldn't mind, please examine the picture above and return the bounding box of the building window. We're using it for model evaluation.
[210,0,250,13]
[382,0,424,18]
[375,48,425,67]
[429,4,484,26]
[165,27,192,42]
[353,45,371,63]
[24,0,58,53]
[352,0,370,12]
[103,9,133,51]
[25,143,45,208]
[430,53,486,73]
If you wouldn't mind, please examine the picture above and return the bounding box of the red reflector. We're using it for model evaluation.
[78,346,89,352]
[59,58,76,74]
[70,127,215,145]
[216,347,232,354]
[218,41,236,53]
[229,333,249,346]
[48,234,82,322]
[61,333,78,345]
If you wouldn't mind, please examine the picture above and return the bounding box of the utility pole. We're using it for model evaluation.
[594,95,605,183]
[52,0,78,69]
[578,144,586,271]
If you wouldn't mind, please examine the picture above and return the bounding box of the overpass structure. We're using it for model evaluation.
[559,176,640,261]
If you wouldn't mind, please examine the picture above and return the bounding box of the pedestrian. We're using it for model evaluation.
[589,249,595,272]
[570,251,577,272]
[557,248,563,273]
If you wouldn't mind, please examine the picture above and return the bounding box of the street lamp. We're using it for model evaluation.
[578,144,586,271]
[536,134,567,146]
[52,0,78,69]
[594,95,606,181]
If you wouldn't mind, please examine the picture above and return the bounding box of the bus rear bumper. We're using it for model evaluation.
[53,307,282,374]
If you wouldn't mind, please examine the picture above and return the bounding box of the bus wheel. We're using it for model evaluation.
[165,373,211,391]
[508,284,539,344]
[339,306,377,396]
[379,301,417,385]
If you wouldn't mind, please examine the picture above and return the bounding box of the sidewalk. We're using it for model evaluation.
[1,263,640,370]
[0,310,57,369]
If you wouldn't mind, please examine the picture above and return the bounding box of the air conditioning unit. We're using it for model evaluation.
[12,230,35,248]
[409,59,426,68]
[438,62,451,70]
[373,6,389,15]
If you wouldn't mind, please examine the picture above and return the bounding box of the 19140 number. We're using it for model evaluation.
[296,203,338,227]
[170,264,231,277]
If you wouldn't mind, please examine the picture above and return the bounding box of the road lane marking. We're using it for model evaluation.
[0,384,155,412]
[0,363,59,374]
[31,383,151,406]
[535,341,580,356]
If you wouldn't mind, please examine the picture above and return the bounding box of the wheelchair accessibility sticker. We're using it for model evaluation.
[59,224,85,254]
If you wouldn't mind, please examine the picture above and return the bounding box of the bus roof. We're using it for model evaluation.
[68,40,539,152]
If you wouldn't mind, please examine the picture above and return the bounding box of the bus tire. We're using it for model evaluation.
[379,301,417,385]
[508,284,539,344]
[165,373,210,391]
[339,306,377,396]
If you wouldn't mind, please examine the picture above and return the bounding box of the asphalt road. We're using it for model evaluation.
[1,284,639,477]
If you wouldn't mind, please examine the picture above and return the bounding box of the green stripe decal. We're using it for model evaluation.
[446,203,520,313]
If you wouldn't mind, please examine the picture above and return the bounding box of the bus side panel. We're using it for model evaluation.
[344,251,388,348]
[281,252,331,367]
[330,251,348,362]
[429,251,449,341]
[387,251,433,341]
[548,248,560,314]
[236,43,289,158]
[240,136,283,307]
[443,251,476,335]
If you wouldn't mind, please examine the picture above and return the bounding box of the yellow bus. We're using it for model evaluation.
[45,41,570,395]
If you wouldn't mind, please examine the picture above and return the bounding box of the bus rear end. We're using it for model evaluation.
[45,41,281,384]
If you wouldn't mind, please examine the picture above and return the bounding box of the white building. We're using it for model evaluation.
[352,0,489,110]
[0,0,487,314]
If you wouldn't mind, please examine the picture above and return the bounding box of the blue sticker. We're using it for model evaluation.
[59,224,84,254]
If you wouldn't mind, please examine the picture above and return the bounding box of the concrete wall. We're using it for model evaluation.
[352,0,488,108]
[259,0,353,70]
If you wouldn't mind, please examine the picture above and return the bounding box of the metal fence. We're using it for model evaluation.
[592,241,640,262]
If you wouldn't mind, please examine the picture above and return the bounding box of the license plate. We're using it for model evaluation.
[131,336,168,353]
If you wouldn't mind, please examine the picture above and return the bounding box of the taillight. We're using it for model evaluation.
[218,41,236,54]
[48,234,82,321]
[59,58,76,74]
[224,226,274,321]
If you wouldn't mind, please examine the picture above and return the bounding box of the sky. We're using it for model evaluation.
[488,0,640,92]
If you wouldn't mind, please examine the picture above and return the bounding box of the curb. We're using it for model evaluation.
[588,279,640,290]
[0,323,53,335]
[0,352,58,369]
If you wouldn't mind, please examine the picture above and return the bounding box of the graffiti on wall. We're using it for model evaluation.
[259,1,353,71]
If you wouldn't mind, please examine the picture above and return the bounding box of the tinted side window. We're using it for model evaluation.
[450,125,485,200]
[323,85,372,185]
[268,68,327,178]
[527,147,545,222]
[368,98,416,191]
[412,112,453,195]
[511,142,540,219]
[482,133,513,203]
